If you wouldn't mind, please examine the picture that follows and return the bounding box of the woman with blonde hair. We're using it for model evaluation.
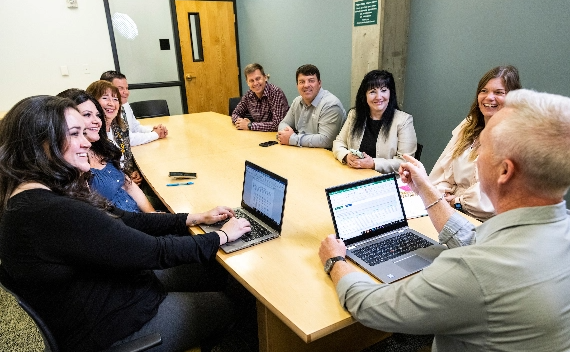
[429,65,521,220]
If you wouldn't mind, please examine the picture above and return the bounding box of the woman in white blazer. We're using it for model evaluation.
[333,70,417,174]
[428,65,521,221]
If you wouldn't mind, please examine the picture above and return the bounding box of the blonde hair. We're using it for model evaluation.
[452,65,521,160]
[492,89,570,198]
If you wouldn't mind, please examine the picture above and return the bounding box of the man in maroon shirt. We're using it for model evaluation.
[232,63,289,132]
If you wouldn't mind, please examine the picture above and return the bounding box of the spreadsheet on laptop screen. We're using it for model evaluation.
[328,178,405,241]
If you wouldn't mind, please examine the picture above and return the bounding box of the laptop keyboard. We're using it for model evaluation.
[353,232,433,266]
[213,209,271,243]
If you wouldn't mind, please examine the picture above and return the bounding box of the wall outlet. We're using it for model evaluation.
[67,0,78,8]
[60,65,69,76]
[82,64,90,74]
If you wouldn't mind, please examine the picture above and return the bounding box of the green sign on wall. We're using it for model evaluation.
[354,0,378,27]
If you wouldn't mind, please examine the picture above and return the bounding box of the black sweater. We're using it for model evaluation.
[0,189,220,351]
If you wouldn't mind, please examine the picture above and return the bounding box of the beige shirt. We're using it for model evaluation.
[428,119,494,220]
[337,203,570,352]
[332,109,417,174]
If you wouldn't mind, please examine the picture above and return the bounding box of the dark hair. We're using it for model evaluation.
[296,64,320,82]
[0,96,110,216]
[244,63,265,77]
[86,80,126,131]
[57,89,122,170]
[100,70,127,82]
[351,70,398,140]
[453,65,522,159]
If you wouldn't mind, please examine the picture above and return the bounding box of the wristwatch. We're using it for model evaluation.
[324,256,346,275]
[453,197,463,211]
[247,122,252,130]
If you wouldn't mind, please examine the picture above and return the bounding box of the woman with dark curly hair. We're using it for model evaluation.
[0,95,251,351]
[57,89,153,212]
[332,70,417,173]
[429,65,521,220]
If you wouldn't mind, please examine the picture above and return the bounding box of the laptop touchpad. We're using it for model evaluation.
[394,254,430,272]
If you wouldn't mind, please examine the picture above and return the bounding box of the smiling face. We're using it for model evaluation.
[97,89,120,124]
[366,86,390,118]
[297,73,321,105]
[478,77,507,123]
[112,78,130,104]
[76,100,102,142]
[246,69,267,98]
[63,108,91,172]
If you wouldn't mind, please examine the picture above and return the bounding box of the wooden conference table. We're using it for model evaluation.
[132,112,471,352]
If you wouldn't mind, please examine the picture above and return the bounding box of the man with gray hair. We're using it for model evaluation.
[319,89,570,351]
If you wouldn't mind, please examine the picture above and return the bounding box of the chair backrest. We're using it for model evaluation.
[0,267,59,352]
[0,267,161,352]
[415,143,424,162]
[130,100,170,119]
[228,97,241,116]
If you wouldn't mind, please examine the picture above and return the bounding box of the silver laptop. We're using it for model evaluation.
[200,161,288,253]
[325,173,446,283]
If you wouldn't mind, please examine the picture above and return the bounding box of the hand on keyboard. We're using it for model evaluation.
[221,217,251,242]
[201,206,236,224]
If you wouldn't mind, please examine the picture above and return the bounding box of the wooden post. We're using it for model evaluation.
[351,0,410,108]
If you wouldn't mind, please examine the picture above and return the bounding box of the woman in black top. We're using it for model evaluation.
[0,96,251,351]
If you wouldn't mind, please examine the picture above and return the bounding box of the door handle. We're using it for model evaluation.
[185,74,196,81]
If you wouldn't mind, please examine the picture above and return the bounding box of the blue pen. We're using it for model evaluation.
[166,181,194,186]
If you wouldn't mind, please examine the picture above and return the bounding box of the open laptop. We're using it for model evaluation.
[325,173,446,283]
[200,161,288,253]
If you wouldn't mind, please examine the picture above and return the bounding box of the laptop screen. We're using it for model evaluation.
[241,161,288,231]
[326,174,408,246]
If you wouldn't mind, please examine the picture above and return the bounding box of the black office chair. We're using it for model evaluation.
[0,267,162,352]
[130,100,170,119]
[415,143,424,162]
[228,97,241,116]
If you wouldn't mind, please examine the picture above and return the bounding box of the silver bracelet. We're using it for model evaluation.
[425,193,445,210]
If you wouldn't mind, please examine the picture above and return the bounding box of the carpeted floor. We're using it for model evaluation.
[0,287,44,351]
[1,285,431,352]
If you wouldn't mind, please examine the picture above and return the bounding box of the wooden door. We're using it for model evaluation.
[175,0,239,114]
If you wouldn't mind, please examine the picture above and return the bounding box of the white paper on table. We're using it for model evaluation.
[396,179,428,219]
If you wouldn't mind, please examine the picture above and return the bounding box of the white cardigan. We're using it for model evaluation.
[332,109,417,174]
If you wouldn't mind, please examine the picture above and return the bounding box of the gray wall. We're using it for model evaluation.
[236,0,570,206]
[403,0,570,206]
[403,0,570,171]
[235,0,353,110]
